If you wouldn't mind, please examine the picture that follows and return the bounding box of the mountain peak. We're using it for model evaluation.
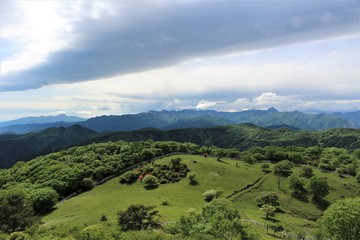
[266,107,278,113]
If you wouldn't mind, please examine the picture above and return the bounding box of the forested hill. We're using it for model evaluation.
[88,124,360,150]
[2,123,360,168]
[0,125,97,168]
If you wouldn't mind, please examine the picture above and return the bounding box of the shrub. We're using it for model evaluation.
[203,188,223,202]
[82,177,95,190]
[273,160,294,176]
[30,187,58,213]
[300,165,313,178]
[76,224,113,240]
[256,191,279,206]
[142,175,159,189]
[119,171,138,184]
[261,163,271,172]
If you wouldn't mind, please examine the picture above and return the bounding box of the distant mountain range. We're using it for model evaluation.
[1,122,360,168]
[0,114,86,133]
[1,108,360,134]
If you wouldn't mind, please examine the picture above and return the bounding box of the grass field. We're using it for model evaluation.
[41,155,359,239]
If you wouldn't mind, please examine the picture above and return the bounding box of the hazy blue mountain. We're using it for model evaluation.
[0,114,86,127]
[78,108,358,132]
[0,114,87,134]
[1,109,359,134]
[0,122,74,134]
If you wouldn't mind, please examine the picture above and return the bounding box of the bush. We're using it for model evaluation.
[30,187,58,213]
[82,178,95,190]
[273,160,294,176]
[300,165,313,178]
[261,163,271,172]
[76,224,113,240]
[119,171,138,184]
[142,175,159,189]
[203,188,223,202]
[256,191,279,206]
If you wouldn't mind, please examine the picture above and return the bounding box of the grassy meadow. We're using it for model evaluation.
[41,155,359,239]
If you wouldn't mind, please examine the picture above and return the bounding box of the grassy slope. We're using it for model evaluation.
[41,155,359,239]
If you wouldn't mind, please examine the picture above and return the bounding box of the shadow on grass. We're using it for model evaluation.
[262,217,280,223]
[189,180,199,186]
[291,192,309,203]
[144,185,159,190]
[312,198,330,211]
[216,159,229,164]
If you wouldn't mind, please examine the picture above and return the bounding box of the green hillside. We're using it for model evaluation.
[40,155,359,239]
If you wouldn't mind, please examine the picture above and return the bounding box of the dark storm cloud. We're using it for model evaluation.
[1,0,358,91]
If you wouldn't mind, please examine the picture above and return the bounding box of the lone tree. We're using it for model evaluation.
[307,177,329,200]
[117,204,160,231]
[318,197,360,240]
[256,191,279,207]
[142,175,159,189]
[260,204,276,220]
[288,175,306,194]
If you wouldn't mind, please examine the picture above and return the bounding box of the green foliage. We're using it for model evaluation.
[273,160,294,176]
[288,175,306,194]
[117,204,160,231]
[356,173,360,182]
[174,199,249,239]
[81,177,95,190]
[76,224,114,240]
[203,188,223,202]
[300,165,313,178]
[318,197,360,240]
[261,163,271,172]
[260,204,276,220]
[255,191,279,206]
[30,187,58,213]
[142,175,159,189]
[9,231,29,240]
[0,189,37,233]
[119,171,138,184]
[307,177,329,200]
[188,172,197,184]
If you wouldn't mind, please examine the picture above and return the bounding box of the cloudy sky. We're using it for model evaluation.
[0,0,359,121]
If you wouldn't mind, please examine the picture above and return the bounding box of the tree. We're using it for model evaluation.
[318,197,360,240]
[256,191,279,206]
[273,160,294,176]
[307,177,329,200]
[260,204,276,220]
[119,171,138,184]
[30,187,58,213]
[0,189,37,233]
[175,199,248,239]
[335,166,346,177]
[117,204,160,231]
[142,175,159,189]
[300,165,313,178]
[270,223,284,236]
[188,172,197,185]
[288,175,306,194]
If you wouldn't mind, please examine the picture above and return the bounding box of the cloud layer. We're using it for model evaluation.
[1,0,358,91]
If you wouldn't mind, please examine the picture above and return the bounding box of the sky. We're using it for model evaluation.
[0,0,359,121]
